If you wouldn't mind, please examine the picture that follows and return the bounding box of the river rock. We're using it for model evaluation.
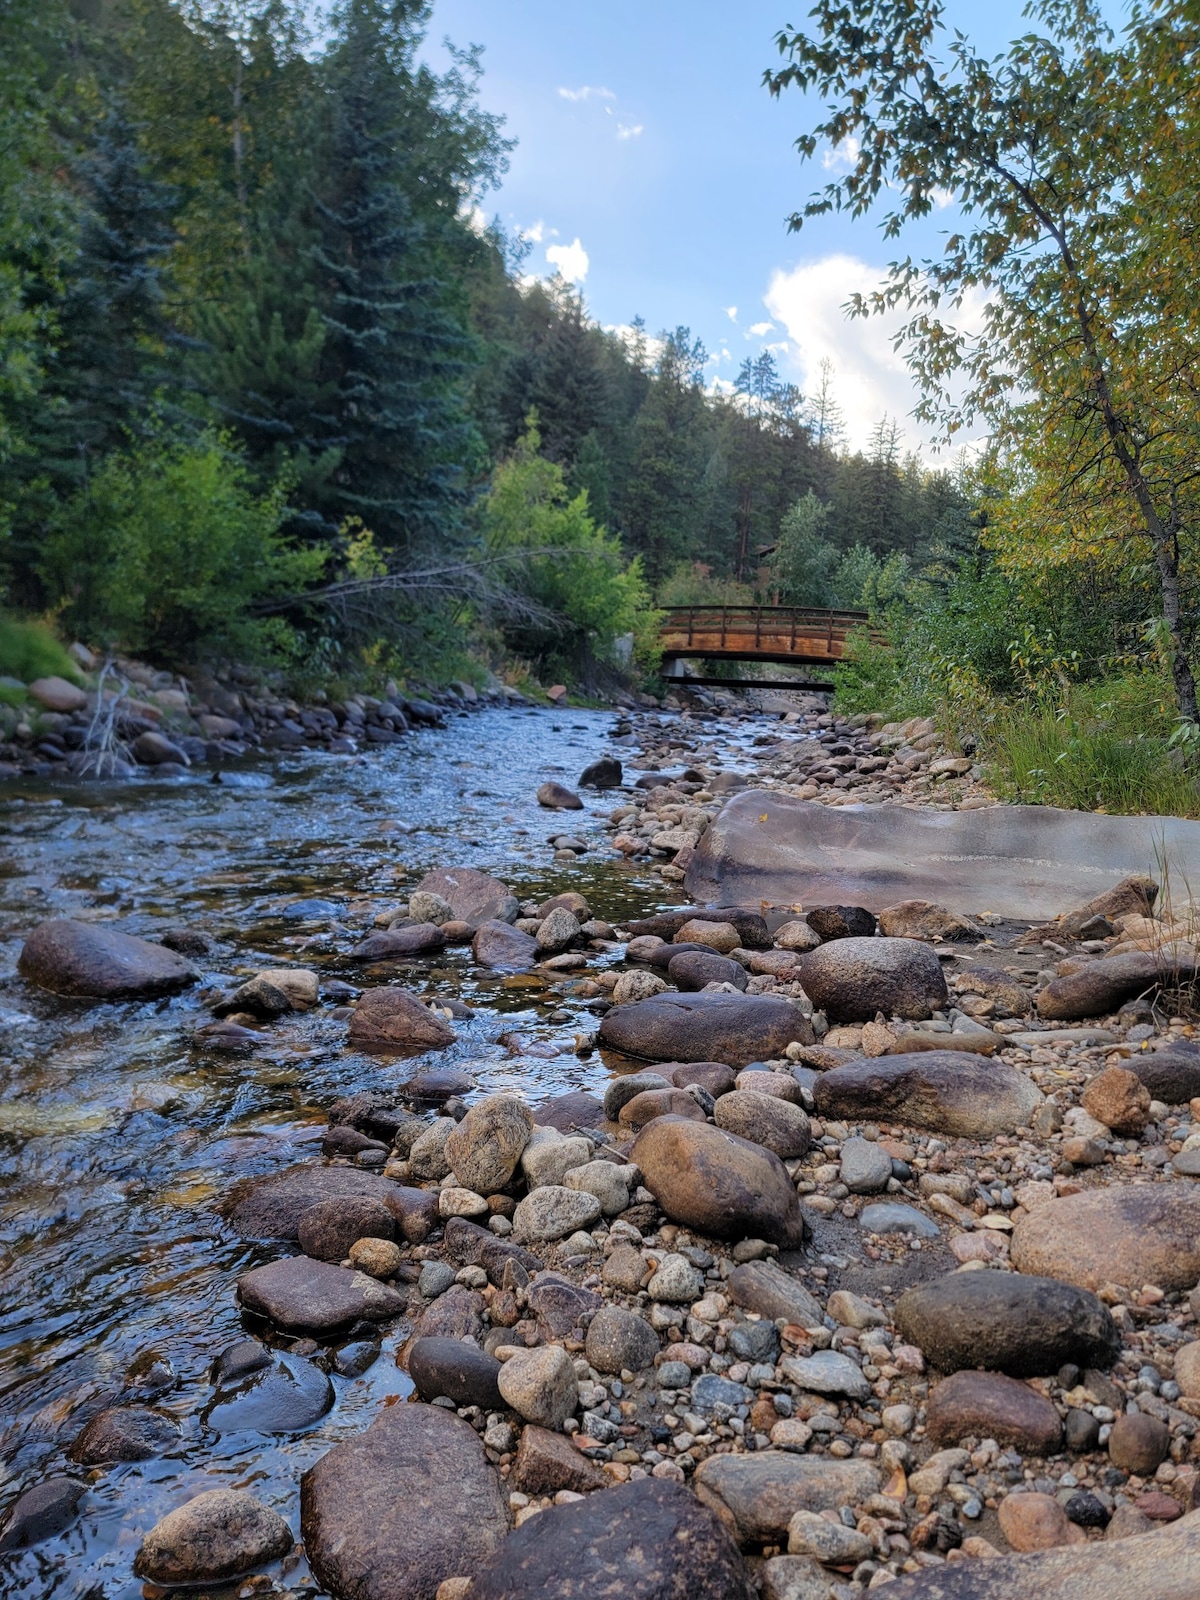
[412,867,519,931]
[781,1350,872,1401]
[788,1508,873,1564]
[520,1130,591,1188]
[894,1272,1119,1376]
[67,1405,180,1464]
[536,1089,606,1132]
[350,922,446,960]
[348,988,456,1052]
[626,908,773,950]
[599,991,812,1066]
[632,1117,808,1248]
[134,1490,292,1586]
[513,1185,602,1243]
[860,1201,940,1237]
[203,1348,333,1434]
[1081,1066,1151,1134]
[1010,1184,1200,1292]
[442,1216,543,1284]
[668,949,749,991]
[926,1370,1063,1453]
[839,1136,894,1193]
[612,970,670,1005]
[445,1094,533,1193]
[537,781,582,809]
[536,907,581,955]
[413,1285,485,1342]
[563,1159,631,1215]
[797,937,948,1022]
[725,1260,824,1328]
[296,1196,396,1262]
[473,920,539,972]
[775,920,823,954]
[1129,1044,1200,1103]
[409,1118,456,1180]
[812,1051,1042,1136]
[224,1165,424,1242]
[714,1090,812,1159]
[408,1337,504,1409]
[1109,1412,1170,1474]
[585,1305,659,1373]
[603,1072,673,1119]
[237,1256,405,1335]
[468,1478,754,1600]
[302,1403,507,1600]
[1037,951,1196,1021]
[497,1344,578,1427]
[693,1452,881,1542]
[0,1477,86,1553]
[805,905,877,941]
[676,918,741,953]
[402,1066,475,1103]
[619,1086,706,1128]
[579,755,623,788]
[29,674,87,712]
[878,900,980,942]
[408,890,454,925]
[18,918,197,999]
[669,1060,737,1097]
[511,1425,608,1495]
[997,1492,1082,1552]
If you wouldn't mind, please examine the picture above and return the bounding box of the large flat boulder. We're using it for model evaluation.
[236,1257,405,1335]
[18,918,197,999]
[414,867,518,931]
[880,1509,1200,1600]
[693,1452,880,1543]
[1010,1184,1200,1292]
[599,992,812,1066]
[222,1165,431,1243]
[685,791,1200,921]
[631,1117,808,1248]
[894,1272,1119,1376]
[812,1052,1042,1137]
[301,1402,507,1600]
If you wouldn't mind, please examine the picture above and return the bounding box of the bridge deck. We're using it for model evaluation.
[659,604,873,667]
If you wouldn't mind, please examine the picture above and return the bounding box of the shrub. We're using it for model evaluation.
[0,617,79,683]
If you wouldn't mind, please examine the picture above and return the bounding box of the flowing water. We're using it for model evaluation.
[0,705,711,1598]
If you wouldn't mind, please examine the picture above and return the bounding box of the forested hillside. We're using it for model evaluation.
[0,0,969,688]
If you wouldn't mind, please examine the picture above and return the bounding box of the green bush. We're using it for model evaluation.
[0,617,80,684]
[43,425,325,661]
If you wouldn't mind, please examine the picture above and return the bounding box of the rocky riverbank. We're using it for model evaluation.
[5,693,1200,1598]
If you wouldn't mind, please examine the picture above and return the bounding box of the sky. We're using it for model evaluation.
[421,0,1059,458]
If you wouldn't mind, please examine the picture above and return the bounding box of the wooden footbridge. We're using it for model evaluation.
[658,604,874,690]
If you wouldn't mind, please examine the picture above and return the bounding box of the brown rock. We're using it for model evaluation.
[998,1492,1083,1552]
[1010,1184,1200,1292]
[237,1256,405,1335]
[725,1260,824,1328]
[67,1406,179,1464]
[713,1090,812,1159]
[1056,875,1159,936]
[223,1165,423,1243]
[296,1197,396,1262]
[1108,1413,1170,1475]
[632,1117,808,1248]
[29,674,87,712]
[134,1490,292,1586]
[618,1087,706,1129]
[798,936,948,1022]
[348,988,456,1053]
[926,1370,1063,1453]
[598,991,813,1066]
[411,867,519,931]
[536,781,582,809]
[350,923,446,960]
[445,1094,534,1194]
[1037,951,1197,1022]
[511,1425,608,1495]
[18,918,197,999]
[472,920,539,972]
[692,1452,880,1542]
[878,901,980,942]
[668,1061,737,1097]
[1082,1066,1152,1135]
[812,1051,1042,1137]
[955,965,1032,1015]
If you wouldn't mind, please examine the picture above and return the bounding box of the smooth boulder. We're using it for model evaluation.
[134,1491,292,1586]
[925,1370,1063,1453]
[237,1256,405,1335]
[347,988,456,1053]
[599,991,812,1067]
[1037,951,1195,1021]
[798,936,948,1023]
[713,1090,811,1159]
[812,1051,1042,1137]
[349,923,446,961]
[302,1404,507,1600]
[894,1272,1119,1376]
[411,867,519,931]
[693,1452,880,1543]
[473,920,540,972]
[632,1116,808,1248]
[445,1094,534,1194]
[408,1337,504,1410]
[18,918,197,999]
[1010,1185,1200,1292]
[224,1165,433,1244]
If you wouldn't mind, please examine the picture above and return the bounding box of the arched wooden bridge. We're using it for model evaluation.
[658,605,873,680]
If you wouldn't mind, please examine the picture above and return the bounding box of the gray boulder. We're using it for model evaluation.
[798,936,948,1023]
[632,1117,808,1248]
[18,918,197,999]
[599,991,813,1067]
[134,1491,292,1586]
[812,1051,1042,1137]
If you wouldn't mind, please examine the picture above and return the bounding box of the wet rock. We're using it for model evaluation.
[468,1477,754,1600]
[894,1272,1119,1376]
[133,729,189,765]
[388,1186,442,1244]
[619,1086,707,1129]
[134,1490,292,1586]
[805,905,877,941]
[579,756,623,788]
[443,1216,543,1284]
[525,1273,602,1339]
[693,1452,881,1543]
[412,867,519,931]
[512,1425,608,1495]
[798,936,948,1023]
[1127,1043,1200,1103]
[1037,951,1196,1022]
[302,1404,507,1600]
[726,1260,823,1328]
[408,1337,504,1409]
[926,1370,1063,1453]
[203,1349,333,1434]
[0,1477,85,1553]
[599,991,812,1066]
[537,781,582,809]
[473,919,540,972]
[350,922,447,960]
[237,1256,405,1335]
[445,1094,534,1194]
[512,1185,602,1243]
[297,1196,396,1262]
[585,1305,659,1373]
[535,1090,605,1132]
[1082,1066,1151,1135]
[603,1072,673,1119]
[812,1051,1042,1137]
[536,907,580,955]
[413,1286,486,1342]
[860,1201,940,1237]
[1108,1412,1170,1475]
[632,1117,808,1248]
[668,949,749,991]
[782,1350,872,1401]
[18,918,197,999]
[878,900,980,941]
[349,1237,402,1277]
[713,1090,812,1159]
[838,1135,893,1193]
[67,1406,180,1464]
[497,1344,578,1428]
[224,1165,415,1243]
[403,1066,475,1103]
[998,1492,1081,1552]
[1010,1184,1200,1292]
[123,1347,176,1398]
[348,988,456,1053]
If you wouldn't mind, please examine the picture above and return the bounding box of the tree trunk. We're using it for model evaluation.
[1149,526,1198,723]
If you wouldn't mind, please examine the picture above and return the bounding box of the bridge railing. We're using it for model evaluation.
[658,603,873,652]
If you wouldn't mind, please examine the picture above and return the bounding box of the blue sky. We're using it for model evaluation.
[422,0,1085,457]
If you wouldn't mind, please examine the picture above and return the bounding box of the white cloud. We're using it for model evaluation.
[557,85,615,102]
[748,320,775,337]
[764,252,989,455]
[725,306,738,322]
[821,137,861,173]
[546,237,590,283]
[519,220,545,244]
[462,204,489,237]
[617,122,644,140]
